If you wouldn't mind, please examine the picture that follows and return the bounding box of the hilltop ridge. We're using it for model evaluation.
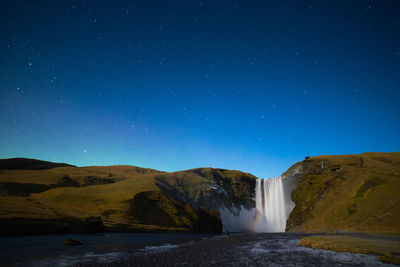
[0,158,256,234]
[0,152,399,235]
[0,158,76,170]
[283,152,400,233]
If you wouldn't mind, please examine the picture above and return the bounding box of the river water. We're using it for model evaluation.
[109,233,396,267]
[0,233,215,266]
[0,232,396,266]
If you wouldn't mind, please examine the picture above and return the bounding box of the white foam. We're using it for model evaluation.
[139,243,179,253]
[254,177,287,232]
[219,205,256,232]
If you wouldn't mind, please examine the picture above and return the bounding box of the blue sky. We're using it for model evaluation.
[1,1,399,177]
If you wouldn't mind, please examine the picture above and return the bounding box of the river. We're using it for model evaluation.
[0,233,215,266]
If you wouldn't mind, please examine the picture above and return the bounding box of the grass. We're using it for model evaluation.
[0,165,163,230]
[0,160,252,233]
[0,165,163,185]
[286,152,400,233]
[31,173,159,225]
[3,152,399,234]
[0,196,58,219]
[298,234,400,265]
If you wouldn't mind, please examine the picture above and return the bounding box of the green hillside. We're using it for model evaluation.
[0,159,254,234]
[0,158,76,170]
[1,152,399,235]
[285,152,400,233]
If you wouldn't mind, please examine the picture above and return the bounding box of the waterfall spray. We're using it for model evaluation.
[253,176,287,232]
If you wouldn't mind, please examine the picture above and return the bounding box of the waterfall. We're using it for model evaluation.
[253,176,287,232]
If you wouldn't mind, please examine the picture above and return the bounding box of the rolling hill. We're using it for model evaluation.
[1,152,399,235]
[0,158,255,234]
[283,152,400,233]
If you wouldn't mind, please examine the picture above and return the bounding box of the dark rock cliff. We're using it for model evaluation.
[154,168,257,213]
[153,168,257,231]
[128,190,222,233]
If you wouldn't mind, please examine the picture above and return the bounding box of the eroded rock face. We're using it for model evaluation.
[195,208,223,233]
[127,190,222,233]
[281,162,304,229]
[155,168,256,210]
[153,168,257,231]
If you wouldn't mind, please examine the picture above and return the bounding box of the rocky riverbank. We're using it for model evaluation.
[78,233,396,266]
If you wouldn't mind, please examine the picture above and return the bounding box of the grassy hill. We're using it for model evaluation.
[285,152,400,233]
[0,158,76,170]
[2,152,398,235]
[0,158,254,234]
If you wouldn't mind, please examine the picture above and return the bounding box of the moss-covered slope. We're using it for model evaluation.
[128,190,222,233]
[285,152,400,233]
[154,168,257,212]
[0,159,252,234]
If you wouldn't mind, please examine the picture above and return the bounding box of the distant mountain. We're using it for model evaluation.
[0,158,76,170]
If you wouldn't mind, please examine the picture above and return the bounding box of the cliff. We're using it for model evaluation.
[283,152,400,233]
[154,168,257,231]
[2,152,398,235]
[0,158,255,234]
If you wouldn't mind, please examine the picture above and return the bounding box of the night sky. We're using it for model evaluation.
[1,1,400,177]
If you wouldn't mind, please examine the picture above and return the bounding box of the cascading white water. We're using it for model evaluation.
[253,176,287,232]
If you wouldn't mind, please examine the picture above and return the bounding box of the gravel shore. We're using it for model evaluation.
[78,233,395,267]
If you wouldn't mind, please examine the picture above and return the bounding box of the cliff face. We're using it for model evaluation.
[284,152,400,233]
[3,152,398,235]
[154,168,256,211]
[127,190,222,233]
[154,168,257,231]
[281,162,303,223]
[0,159,255,234]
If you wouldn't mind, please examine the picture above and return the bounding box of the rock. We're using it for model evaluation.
[84,176,115,186]
[194,207,223,233]
[127,190,223,233]
[84,216,104,233]
[63,239,82,246]
[154,168,257,214]
[54,175,80,187]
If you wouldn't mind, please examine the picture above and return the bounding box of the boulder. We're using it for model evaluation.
[84,216,104,233]
[64,239,82,246]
